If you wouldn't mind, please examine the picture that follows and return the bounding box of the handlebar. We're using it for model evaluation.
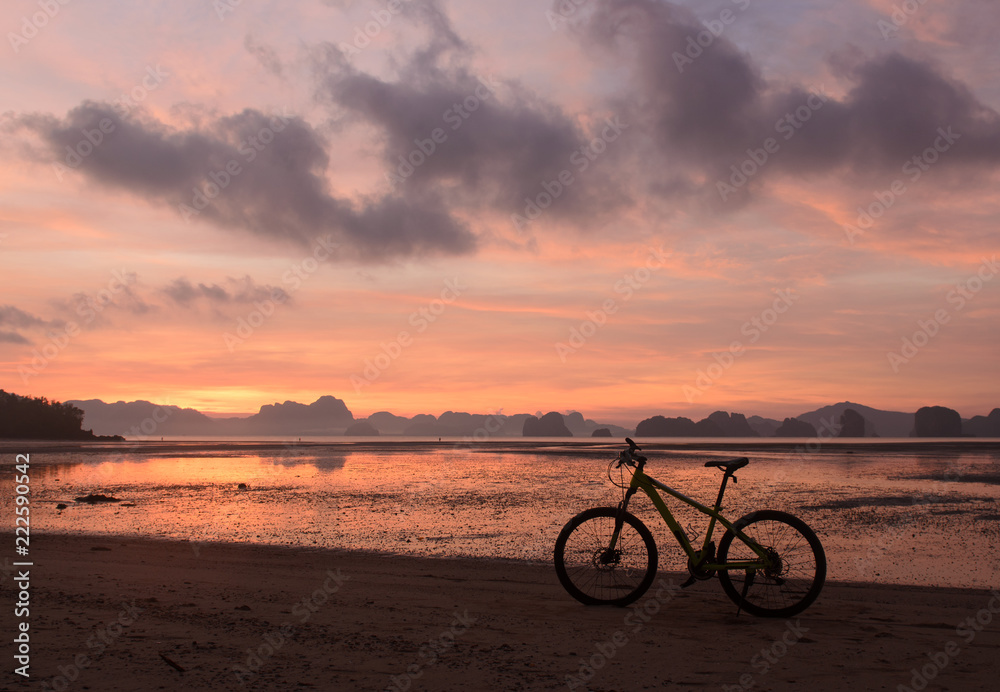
[616,438,646,467]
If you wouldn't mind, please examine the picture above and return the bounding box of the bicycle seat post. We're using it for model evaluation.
[703,457,748,511]
[713,470,734,512]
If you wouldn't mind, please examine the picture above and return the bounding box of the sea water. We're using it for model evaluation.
[2,440,998,588]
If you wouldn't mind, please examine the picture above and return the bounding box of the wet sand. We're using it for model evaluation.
[2,532,998,691]
[4,438,1000,456]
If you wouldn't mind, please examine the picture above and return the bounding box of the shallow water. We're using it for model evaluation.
[3,442,998,589]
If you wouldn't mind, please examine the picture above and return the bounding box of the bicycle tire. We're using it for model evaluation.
[554,507,658,606]
[717,509,826,617]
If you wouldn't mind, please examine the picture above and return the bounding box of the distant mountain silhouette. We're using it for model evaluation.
[523,412,573,436]
[367,411,412,435]
[247,395,354,434]
[65,395,999,439]
[795,402,908,438]
[914,406,963,437]
[563,411,631,438]
[746,415,781,437]
[837,408,871,437]
[635,416,725,437]
[403,413,441,436]
[591,428,612,437]
[636,412,760,438]
[636,415,694,436]
[964,409,1000,437]
[399,412,529,437]
[706,411,759,437]
[774,418,817,437]
[66,398,219,437]
[68,396,354,437]
[344,420,379,436]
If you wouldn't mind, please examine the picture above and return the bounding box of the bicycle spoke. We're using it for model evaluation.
[554,508,657,605]
[719,512,825,617]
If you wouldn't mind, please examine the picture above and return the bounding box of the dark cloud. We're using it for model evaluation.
[0,331,30,344]
[10,102,476,261]
[575,0,1000,200]
[164,278,220,305]
[6,0,633,250]
[68,284,153,322]
[12,0,993,250]
[0,305,60,345]
[164,276,289,306]
[0,305,48,329]
[578,0,765,162]
[323,69,593,209]
[313,2,631,228]
[832,53,1000,168]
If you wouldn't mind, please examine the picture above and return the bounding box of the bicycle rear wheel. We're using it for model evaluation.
[718,510,826,617]
[554,507,658,606]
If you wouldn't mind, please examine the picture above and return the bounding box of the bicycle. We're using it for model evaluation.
[553,438,826,617]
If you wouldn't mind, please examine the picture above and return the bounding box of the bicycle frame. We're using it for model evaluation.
[614,465,772,572]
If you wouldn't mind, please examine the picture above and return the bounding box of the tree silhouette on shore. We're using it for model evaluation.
[0,390,122,440]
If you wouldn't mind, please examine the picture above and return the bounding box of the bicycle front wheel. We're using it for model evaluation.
[554,507,658,606]
[718,510,826,617]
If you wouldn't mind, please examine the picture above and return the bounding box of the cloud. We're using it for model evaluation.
[312,4,631,229]
[7,102,476,261]
[574,0,1000,199]
[64,291,152,328]
[6,273,299,336]
[0,305,48,329]
[163,278,223,305]
[0,331,30,344]
[164,276,289,306]
[829,52,1000,169]
[8,0,995,258]
[577,0,765,162]
[0,305,61,345]
[5,0,632,252]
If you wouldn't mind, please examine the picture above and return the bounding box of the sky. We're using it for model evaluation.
[1,0,998,426]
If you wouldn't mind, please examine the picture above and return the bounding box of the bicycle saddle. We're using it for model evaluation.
[704,457,749,471]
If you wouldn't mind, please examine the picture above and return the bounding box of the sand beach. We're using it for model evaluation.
[4,531,999,691]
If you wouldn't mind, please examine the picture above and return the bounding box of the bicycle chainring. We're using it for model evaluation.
[687,540,717,580]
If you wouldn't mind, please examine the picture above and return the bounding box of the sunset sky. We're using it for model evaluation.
[1,0,998,426]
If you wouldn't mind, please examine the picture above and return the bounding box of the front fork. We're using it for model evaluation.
[615,486,639,524]
[604,486,640,560]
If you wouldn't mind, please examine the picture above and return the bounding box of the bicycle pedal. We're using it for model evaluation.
[680,575,697,589]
